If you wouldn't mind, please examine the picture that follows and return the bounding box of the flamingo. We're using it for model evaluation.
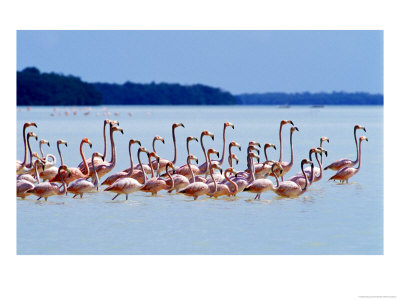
[248,143,277,179]
[27,165,71,201]
[49,138,92,185]
[16,152,43,183]
[236,145,260,179]
[197,130,216,175]
[20,132,38,174]
[324,125,366,171]
[104,147,150,200]
[204,149,224,184]
[91,126,124,179]
[177,155,210,200]
[288,148,327,188]
[101,139,142,186]
[277,120,294,163]
[207,168,239,198]
[38,140,67,181]
[279,126,299,180]
[140,154,175,196]
[273,159,314,198]
[244,158,283,200]
[39,139,56,170]
[228,153,239,168]
[78,120,119,176]
[16,122,37,174]
[67,152,104,198]
[150,123,184,173]
[329,136,368,183]
[17,159,44,199]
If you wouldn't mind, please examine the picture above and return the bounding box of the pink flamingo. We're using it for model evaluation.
[273,159,314,198]
[249,143,277,179]
[207,168,239,198]
[329,136,368,183]
[16,122,37,174]
[173,136,201,178]
[197,130,216,175]
[67,152,104,198]
[101,139,142,186]
[104,147,150,200]
[49,137,92,185]
[279,126,299,180]
[91,126,124,179]
[324,125,366,171]
[288,148,327,188]
[20,132,38,175]
[140,153,175,196]
[150,123,184,173]
[228,153,239,168]
[77,119,117,173]
[17,159,44,199]
[178,155,211,200]
[236,144,260,179]
[39,140,67,181]
[27,165,71,201]
[228,141,241,168]
[243,152,283,199]
[277,120,294,163]
[38,139,56,169]
[16,152,43,183]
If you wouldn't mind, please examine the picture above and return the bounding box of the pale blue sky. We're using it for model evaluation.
[17,30,383,94]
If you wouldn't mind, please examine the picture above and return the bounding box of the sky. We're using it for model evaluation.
[17,30,383,95]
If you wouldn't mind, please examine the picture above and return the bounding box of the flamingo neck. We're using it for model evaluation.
[152,138,157,153]
[301,163,308,192]
[92,155,100,187]
[127,144,135,177]
[353,127,359,164]
[187,157,195,183]
[225,170,238,195]
[165,164,174,190]
[315,153,323,181]
[39,144,45,159]
[219,125,227,164]
[138,150,147,185]
[27,135,33,168]
[279,123,283,162]
[148,155,155,178]
[34,160,40,184]
[264,146,269,162]
[57,143,64,166]
[356,140,363,171]
[109,128,117,166]
[200,134,208,174]
[172,127,178,164]
[209,166,217,194]
[228,145,233,168]
[80,141,89,176]
[289,131,294,167]
[22,125,28,166]
[103,121,107,161]
[271,165,280,190]
[249,157,256,183]
[58,168,67,195]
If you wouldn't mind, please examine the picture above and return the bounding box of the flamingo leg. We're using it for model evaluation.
[112,193,120,200]
[73,194,77,198]
[125,194,128,201]
[37,197,42,201]
[80,193,83,198]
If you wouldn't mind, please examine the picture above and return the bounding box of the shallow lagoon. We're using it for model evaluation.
[17,105,383,254]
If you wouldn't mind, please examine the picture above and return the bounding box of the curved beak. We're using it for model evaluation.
[272,144,276,150]
[289,120,294,126]
[294,127,299,131]
[215,151,220,158]
[195,159,199,164]
[238,146,242,151]
[121,129,124,134]
[366,138,369,142]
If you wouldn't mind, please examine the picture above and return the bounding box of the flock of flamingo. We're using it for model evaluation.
[16,119,368,202]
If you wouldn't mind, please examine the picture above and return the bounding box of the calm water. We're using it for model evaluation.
[17,105,383,254]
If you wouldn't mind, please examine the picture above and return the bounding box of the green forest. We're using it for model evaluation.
[17,67,383,106]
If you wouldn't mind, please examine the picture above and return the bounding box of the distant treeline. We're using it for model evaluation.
[17,67,383,106]
[237,92,383,105]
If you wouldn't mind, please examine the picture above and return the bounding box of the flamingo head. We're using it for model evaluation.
[248,141,261,148]
[316,147,328,157]
[188,154,199,164]
[40,139,50,147]
[264,143,276,150]
[24,122,37,129]
[110,120,119,126]
[320,136,329,144]
[154,135,165,144]
[208,148,219,158]
[211,162,223,174]
[202,130,214,140]
[59,165,71,177]
[129,139,141,146]
[249,152,260,163]
[301,159,313,167]
[34,157,46,171]
[272,161,283,175]
[281,120,294,126]
[360,136,368,142]
[27,132,38,141]
[231,154,239,165]
[224,122,234,129]
[230,141,241,151]
[149,152,160,162]
[167,162,176,174]
[290,126,299,133]
[92,152,104,162]
[187,136,198,143]
[173,122,185,129]
[112,126,124,134]
[104,119,111,125]
[248,145,260,155]
[82,137,93,148]
[139,146,150,155]
[225,167,237,176]
[355,124,366,132]
[57,139,68,147]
